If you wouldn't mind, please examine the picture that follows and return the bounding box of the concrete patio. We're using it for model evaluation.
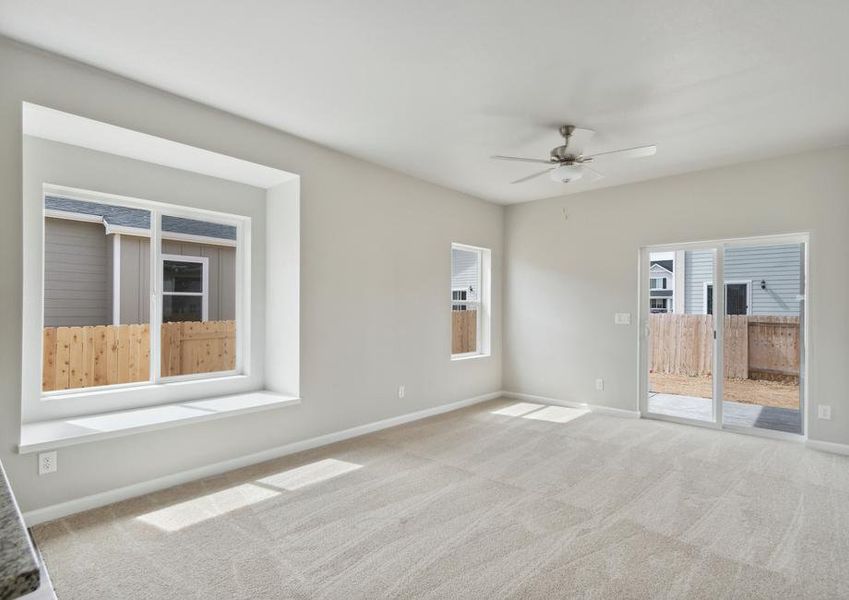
[648,393,802,434]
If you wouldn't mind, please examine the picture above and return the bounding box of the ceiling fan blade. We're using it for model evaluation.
[583,165,605,182]
[510,168,554,184]
[492,155,554,165]
[586,144,656,160]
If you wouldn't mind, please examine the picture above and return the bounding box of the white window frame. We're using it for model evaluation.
[161,254,210,322]
[23,184,252,423]
[450,242,491,360]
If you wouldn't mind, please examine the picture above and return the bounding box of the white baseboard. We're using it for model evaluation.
[806,439,849,456]
[22,390,503,526]
[501,390,641,419]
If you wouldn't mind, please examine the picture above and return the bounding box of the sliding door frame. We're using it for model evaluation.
[638,232,809,441]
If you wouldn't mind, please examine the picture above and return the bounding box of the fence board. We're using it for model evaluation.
[42,327,57,391]
[55,327,71,390]
[92,325,108,386]
[43,320,234,391]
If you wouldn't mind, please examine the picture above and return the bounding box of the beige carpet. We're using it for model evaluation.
[33,399,849,599]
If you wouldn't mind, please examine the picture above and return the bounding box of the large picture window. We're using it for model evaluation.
[40,191,246,394]
[451,243,491,359]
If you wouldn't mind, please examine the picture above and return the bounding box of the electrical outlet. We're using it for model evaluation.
[595,378,604,392]
[38,451,57,475]
[398,385,405,399]
[818,405,832,420]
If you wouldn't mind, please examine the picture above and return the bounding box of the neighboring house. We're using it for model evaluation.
[683,244,802,316]
[44,196,237,327]
[649,260,674,313]
[451,247,480,310]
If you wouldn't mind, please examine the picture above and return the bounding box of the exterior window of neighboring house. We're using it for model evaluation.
[39,192,247,396]
[162,256,209,322]
[451,243,491,359]
[650,298,670,313]
[650,277,667,290]
[706,282,750,315]
[451,289,468,311]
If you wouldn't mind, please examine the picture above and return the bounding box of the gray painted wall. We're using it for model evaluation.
[43,218,108,326]
[684,245,802,315]
[4,39,502,513]
[504,144,849,448]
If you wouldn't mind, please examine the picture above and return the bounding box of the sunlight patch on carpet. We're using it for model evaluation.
[490,402,545,417]
[137,483,279,532]
[257,459,363,491]
[521,405,589,423]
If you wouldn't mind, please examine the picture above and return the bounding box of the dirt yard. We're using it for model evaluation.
[649,372,800,410]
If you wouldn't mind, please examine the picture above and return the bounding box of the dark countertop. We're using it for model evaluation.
[0,461,40,600]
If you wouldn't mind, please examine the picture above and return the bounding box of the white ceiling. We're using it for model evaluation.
[2,1,848,204]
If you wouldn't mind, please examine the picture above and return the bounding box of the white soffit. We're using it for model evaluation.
[22,103,297,189]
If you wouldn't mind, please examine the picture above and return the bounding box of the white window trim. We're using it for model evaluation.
[23,184,252,424]
[161,254,209,322]
[703,280,752,315]
[450,242,491,360]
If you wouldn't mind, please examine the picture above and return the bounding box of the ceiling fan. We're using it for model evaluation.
[492,125,656,184]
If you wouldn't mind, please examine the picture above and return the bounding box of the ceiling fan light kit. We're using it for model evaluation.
[491,124,657,185]
[550,163,583,183]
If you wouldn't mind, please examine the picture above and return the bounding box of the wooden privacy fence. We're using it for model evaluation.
[649,314,800,381]
[42,320,236,391]
[452,310,477,354]
[161,320,236,378]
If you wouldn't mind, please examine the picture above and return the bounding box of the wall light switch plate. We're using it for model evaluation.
[595,378,604,391]
[398,385,405,399]
[38,451,58,475]
[614,313,631,325]
[818,405,832,420]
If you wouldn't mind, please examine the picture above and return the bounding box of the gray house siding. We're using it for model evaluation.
[44,219,235,326]
[684,244,802,315]
[44,218,109,326]
[451,247,480,301]
[115,237,235,324]
[118,235,151,325]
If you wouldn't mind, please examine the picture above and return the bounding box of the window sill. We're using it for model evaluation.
[18,391,300,454]
[451,352,491,362]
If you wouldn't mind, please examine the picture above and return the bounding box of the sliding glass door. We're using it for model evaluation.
[641,236,806,436]
[645,247,718,424]
[720,242,804,434]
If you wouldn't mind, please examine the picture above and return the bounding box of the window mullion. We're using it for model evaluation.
[151,210,162,384]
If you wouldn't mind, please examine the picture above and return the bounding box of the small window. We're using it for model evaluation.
[650,298,669,313]
[162,257,208,322]
[451,243,490,358]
